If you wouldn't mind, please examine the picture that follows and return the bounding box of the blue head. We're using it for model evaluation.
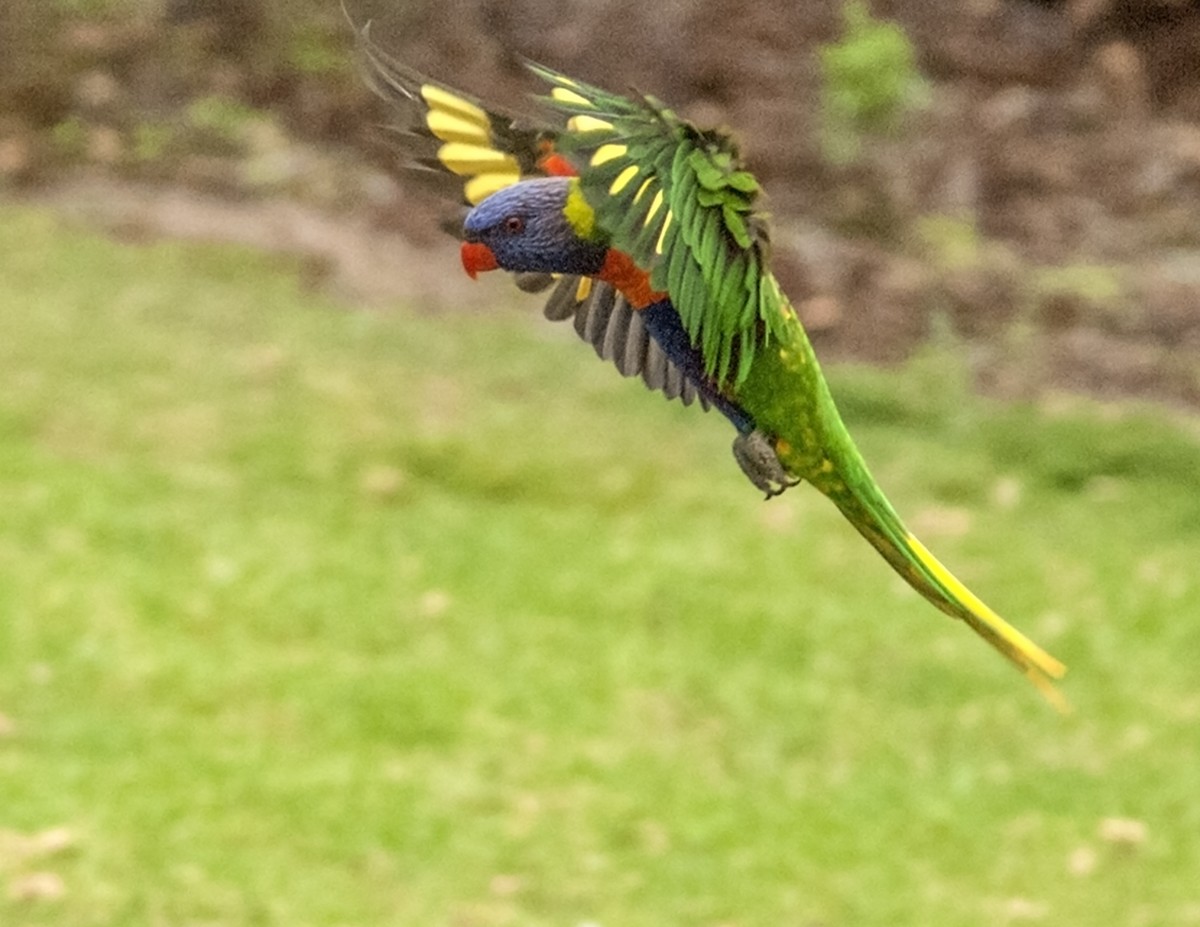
[460,177,609,278]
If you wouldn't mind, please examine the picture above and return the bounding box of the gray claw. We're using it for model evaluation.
[732,430,800,499]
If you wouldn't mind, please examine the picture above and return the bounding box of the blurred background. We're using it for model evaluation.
[4,0,1200,396]
[2,1,1199,925]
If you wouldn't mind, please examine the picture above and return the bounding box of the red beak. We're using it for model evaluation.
[460,241,499,280]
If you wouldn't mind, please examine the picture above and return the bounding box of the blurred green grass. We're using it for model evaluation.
[1,205,1198,926]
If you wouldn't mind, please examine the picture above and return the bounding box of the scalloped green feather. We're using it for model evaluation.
[530,62,785,385]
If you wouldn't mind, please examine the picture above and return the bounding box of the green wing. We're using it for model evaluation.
[356,24,548,206]
[532,65,789,385]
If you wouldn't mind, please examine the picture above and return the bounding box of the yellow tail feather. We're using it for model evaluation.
[904,533,1069,712]
[820,474,1069,711]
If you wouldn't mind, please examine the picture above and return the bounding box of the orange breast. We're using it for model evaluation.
[596,249,668,310]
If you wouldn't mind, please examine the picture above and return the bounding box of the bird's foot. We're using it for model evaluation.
[732,430,800,500]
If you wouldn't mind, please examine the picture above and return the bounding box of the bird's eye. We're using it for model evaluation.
[504,215,525,234]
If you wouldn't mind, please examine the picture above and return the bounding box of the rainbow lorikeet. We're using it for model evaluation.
[356,27,1067,707]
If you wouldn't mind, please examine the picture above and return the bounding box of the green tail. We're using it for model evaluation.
[815,468,1068,710]
[730,289,1066,708]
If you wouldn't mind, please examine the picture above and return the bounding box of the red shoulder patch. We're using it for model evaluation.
[537,146,579,178]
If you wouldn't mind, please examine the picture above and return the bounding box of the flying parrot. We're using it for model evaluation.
[355,26,1067,708]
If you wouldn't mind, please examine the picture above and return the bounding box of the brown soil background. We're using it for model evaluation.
[3,0,1199,406]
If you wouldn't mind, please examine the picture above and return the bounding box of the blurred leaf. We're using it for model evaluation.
[819,0,930,163]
